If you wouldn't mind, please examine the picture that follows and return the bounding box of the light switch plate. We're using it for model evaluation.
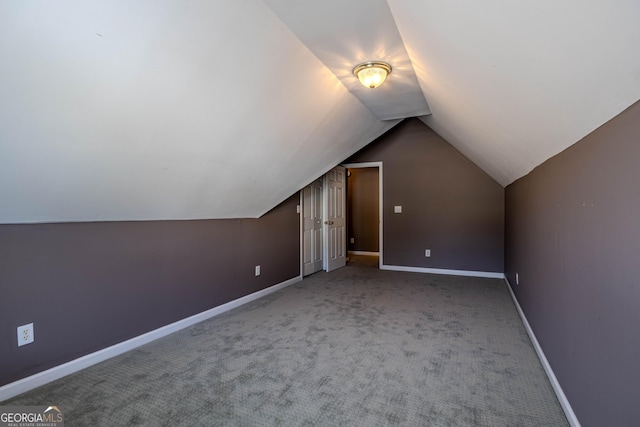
[394,206,402,213]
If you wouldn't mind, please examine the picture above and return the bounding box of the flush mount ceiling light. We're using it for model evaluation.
[353,61,392,89]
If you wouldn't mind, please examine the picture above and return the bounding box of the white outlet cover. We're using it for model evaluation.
[516,273,519,285]
[394,206,402,213]
[255,265,261,276]
[425,249,431,257]
[17,323,34,347]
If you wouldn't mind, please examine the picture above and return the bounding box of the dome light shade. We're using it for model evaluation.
[353,61,392,89]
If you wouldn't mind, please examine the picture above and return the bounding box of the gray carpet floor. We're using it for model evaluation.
[4,256,568,426]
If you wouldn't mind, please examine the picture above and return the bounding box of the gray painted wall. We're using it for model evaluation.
[505,101,640,426]
[347,168,379,252]
[0,195,300,387]
[346,118,504,273]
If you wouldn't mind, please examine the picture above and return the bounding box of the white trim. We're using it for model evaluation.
[0,275,302,402]
[341,162,381,169]
[378,164,383,267]
[322,172,329,271]
[299,190,304,277]
[341,162,383,268]
[504,278,581,427]
[381,264,505,279]
[348,251,379,256]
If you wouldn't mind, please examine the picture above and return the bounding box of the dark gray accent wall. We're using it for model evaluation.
[347,168,379,252]
[346,118,504,272]
[0,195,300,387]
[505,101,640,426]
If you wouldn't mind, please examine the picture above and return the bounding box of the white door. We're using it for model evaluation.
[303,179,323,276]
[324,166,346,272]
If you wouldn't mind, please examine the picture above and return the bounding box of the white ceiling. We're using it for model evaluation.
[1,1,639,223]
[263,0,430,120]
[389,0,640,185]
[0,1,398,222]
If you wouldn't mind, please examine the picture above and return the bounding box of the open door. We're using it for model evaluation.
[324,166,346,272]
[302,179,323,276]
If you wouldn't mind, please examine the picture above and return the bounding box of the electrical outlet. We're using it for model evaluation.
[425,249,431,257]
[350,237,355,244]
[17,323,34,347]
[516,273,519,285]
[255,265,261,276]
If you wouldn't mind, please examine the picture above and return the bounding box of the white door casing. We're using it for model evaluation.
[324,166,346,272]
[302,179,323,276]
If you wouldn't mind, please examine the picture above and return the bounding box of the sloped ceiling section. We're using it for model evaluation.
[263,0,430,121]
[2,1,640,223]
[388,0,640,186]
[0,1,398,223]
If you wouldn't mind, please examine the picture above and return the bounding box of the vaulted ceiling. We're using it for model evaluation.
[1,1,639,223]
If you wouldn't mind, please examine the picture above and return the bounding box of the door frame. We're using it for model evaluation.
[341,161,383,268]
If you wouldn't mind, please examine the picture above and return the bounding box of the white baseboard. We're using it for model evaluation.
[381,264,505,279]
[504,278,581,427]
[348,251,379,256]
[0,275,302,402]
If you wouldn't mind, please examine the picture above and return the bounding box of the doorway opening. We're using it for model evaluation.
[343,162,383,269]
